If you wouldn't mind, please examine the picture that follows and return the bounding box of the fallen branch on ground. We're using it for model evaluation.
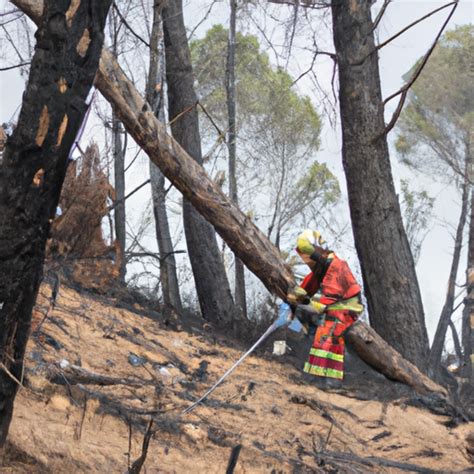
[320,450,444,473]
[47,363,151,387]
[290,395,366,444]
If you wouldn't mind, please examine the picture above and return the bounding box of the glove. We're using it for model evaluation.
[310,300,327,314]
[286,286,310,305]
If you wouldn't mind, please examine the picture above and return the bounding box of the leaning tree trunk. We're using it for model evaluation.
[226,0,247,319]
[146,0,183,314]
[331,0,430,370]
[95,48,446,396]
[429,172,470,376]
[11,0,447,398]
[0,0,111,447]
[161,0,237,325]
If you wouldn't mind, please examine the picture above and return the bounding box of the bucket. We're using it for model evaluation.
[273,340,286,356]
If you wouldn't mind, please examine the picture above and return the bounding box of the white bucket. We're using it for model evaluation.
[273,340,286,356]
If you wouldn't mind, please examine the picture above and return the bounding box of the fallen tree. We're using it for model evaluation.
[14,0,446,399]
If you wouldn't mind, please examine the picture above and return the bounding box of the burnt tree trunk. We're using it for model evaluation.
[331,0,430,370]
[0,0,111,447]
[226,0,247,319]
[11,0,447,398]
[429,170,470,376]
[146,0,182,314]
[161,0,237,325]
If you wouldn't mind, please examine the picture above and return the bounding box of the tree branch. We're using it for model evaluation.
[112,2,150,49]
[371,0,392,33]
[290,46,336,88]
[107,179,151,212]
[0,61,30,71]
[126,250,186,262]
[187,0,218,41]
[376,1,457,52]
[267,0,330,9]
[383,1,459,135]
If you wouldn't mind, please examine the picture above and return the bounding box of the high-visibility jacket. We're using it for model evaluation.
[299,254,361,379]
[300,254,360,301]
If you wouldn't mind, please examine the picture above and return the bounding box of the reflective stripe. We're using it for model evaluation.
[303,362,343,379]
[308,355,343,372]
[309,348,344,362]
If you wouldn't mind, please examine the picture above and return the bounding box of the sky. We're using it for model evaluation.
[0,0,472,344]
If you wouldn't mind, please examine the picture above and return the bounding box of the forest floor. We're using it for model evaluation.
[2,281,474,473]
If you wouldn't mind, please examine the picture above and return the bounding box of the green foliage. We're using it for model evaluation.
[296,162,340,204]
[396,25,473,183]
[400,180,434,265]
[191,24,321,147]
[191,25,272,125]
[191,25,332,246]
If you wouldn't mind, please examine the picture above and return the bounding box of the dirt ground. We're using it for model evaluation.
[3,283,473,473]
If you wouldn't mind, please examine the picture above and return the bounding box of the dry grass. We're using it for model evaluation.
[4,282,474,473]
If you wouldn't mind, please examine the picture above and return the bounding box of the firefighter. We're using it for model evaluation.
[287,230,362,383]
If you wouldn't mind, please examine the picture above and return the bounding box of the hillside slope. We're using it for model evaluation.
[3,283,473,473]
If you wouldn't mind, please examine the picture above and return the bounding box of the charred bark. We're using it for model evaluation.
[161,0,237,325]
[0,0,111,447]
[146,1,182,314]
[331,0,430,370]
[12,0,447,398]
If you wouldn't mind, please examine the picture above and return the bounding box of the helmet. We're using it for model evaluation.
[296,229,326,255]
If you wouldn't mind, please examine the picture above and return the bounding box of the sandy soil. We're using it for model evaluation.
[3,283,473,473]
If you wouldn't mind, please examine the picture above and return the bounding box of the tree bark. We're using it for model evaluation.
[146,1,182,314]
[346,322,446,396]
[462,191,473,380]
[11,0,447,397]
[331,0,430,370]
[161,0,237,325]
[449,319,463,363]
[0,0,111,447]
[226,0,247,319]
[112,114,127,282]
[429,170,470,376]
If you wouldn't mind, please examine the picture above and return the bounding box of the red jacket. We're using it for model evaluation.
[300,254,361,303]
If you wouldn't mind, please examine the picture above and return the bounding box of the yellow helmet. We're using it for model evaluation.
[296,229,326,255]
